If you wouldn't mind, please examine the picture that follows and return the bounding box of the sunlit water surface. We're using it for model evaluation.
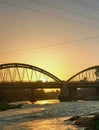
[0,100,99,130]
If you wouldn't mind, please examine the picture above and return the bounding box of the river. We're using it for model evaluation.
[0,100,99,130]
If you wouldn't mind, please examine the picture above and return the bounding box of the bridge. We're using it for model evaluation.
[0,63,99,102]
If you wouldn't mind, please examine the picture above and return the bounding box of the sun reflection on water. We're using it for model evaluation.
[24,118,78,130]
[35,99,60,105]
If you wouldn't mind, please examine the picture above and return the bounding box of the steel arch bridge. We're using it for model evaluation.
[0,63,99,102]
[67,65,99,82]
[0,63,61,83]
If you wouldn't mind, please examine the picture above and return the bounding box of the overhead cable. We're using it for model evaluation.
[0,35,99,54]
[30,0,99,22]
[0,1,99,29]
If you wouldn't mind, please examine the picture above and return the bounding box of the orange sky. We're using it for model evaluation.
[0,0,99,80]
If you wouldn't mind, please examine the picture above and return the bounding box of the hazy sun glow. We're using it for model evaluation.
[40,77,46,82]
[0,0,99,80]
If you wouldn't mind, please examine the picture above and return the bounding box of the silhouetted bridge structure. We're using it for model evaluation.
[0,63,99,101]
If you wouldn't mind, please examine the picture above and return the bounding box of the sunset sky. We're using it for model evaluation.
[0,0,99,80]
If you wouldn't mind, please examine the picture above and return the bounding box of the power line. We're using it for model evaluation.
[0,1,99,29]
[69,0,99,11]
[30,0,99,22]
[80,0,98,3]
[1,35,99,54]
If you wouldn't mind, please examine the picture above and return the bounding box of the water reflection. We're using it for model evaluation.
[0,100,99,130]
[26,118,79,130]
[35,99,60,104]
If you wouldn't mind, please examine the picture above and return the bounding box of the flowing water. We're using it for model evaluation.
[0,100,99,130]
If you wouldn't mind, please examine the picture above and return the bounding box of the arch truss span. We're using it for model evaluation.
[67,65,99,82]
[0,63,61,82]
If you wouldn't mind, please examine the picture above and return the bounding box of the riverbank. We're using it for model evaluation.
[65,113,99,130]
[0,101,22,111]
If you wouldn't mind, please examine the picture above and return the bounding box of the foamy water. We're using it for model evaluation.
[0,100,99,130]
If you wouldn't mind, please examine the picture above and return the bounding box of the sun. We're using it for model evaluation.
[40,77,46,82]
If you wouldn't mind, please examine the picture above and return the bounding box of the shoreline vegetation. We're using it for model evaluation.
[0,101,22,111]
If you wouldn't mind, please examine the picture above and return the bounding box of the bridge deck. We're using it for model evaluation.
[0,81,99,89]
[0,82,62,89]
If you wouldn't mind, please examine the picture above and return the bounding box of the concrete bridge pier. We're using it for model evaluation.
[68,86,77,101]
[96,87,99,96]
[59,84,69,101]
[29,88,36,102]
[0,88,4,101]
[59,84,77,101]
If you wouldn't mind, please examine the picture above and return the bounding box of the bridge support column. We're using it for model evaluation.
[68,87,77,101]
[0,89,4,101]
[30,88,36,102]
[96,87,99,96]
[59,84,69,101]
[70,87,77,101]
[59,85,77,101]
